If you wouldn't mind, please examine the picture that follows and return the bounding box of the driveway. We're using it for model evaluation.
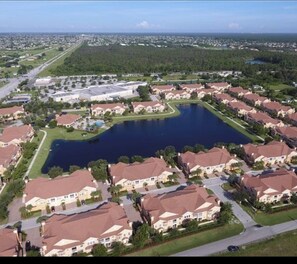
[8,197,23,223]
[202,177,256,228]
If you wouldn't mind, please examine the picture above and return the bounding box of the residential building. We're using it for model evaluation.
[213,93,237,104]
[0,228,23,257]
[151,85,175,95]
[23,170,97,211]
[40,202,132,256]
[245,112,285,128]
[205,82,231,91]
[228,87,251,98]
[0,125,34,147]
[275,126,297,148]
[242,141,297,166]
[180,83,204,92]
[91,103,126,116]
[178,147,239,176]
[141,185,221,232]
[196,88,218,99]
[0,106,25,121]
[109,157,174,191]
[240,169,297,203]
[56,114,81,128]
[0,145,21,175]
[262,101,295,117]
[163,90,191,100]
[131,101,166,113]
[227,101,257,116]
[242,93,271,106]
[286,113,297,126]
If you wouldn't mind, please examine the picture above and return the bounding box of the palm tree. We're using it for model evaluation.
[110,185,122,196]
[168,173,180,182]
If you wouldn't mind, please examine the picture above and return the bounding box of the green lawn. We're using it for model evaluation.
[162,74,200,81]
[127,222,243,256]
[268,83,293,91]
[218,229,297,256]
[0,81,7,89]
[118,76,153,82]
[38,43,82,77]
[29,127,105,178]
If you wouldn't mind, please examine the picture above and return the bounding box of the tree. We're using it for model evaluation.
[190,91,198,99]
[111,241,126,256]
[193,144,205,153]
[193,168,202,177]
[182,145,194,153]
[92,244,108,256]
[218,202,233,224]
[69,165,81,174]
[131,155,144,163]
[91,166,107,182]
[168,173,180,182]
[132,223,152,249]
[131,192,142,203]
[48,166,63,178]
[48,119,57,128]
[66,126,74,132]
[110,185,122,196]
[291,193,297,204]
[118,156,130,163]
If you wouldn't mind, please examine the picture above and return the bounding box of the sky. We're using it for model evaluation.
[1,1,297,33]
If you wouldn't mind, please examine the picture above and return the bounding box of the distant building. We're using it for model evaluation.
[205,82,231,91]
[262,101,295,117]
[56,114,81,128]
[0,106,25,121]
[50,92,79,103]
[228,87,252,98]
[35,77,55,87]
[162,90,191,100]
[242,93,271,106]
[40,202,132,256]
[180,83,204,92]
[131,101,166,113]
[151,85,175,95]
[227,101,257,116]
[91,103,126,116]
[213,93,237,104]
[0,145,21,175]
[275,126,297,148]
[245,112,285,129]
[0,125,34,147]
[141,185,221,232]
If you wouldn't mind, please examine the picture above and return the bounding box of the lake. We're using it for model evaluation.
[42,104,250,173]
[245,59,267,65]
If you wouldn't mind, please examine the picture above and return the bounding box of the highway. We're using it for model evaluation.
[0,42,81,100]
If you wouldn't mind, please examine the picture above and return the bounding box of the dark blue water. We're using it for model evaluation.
[245,59,267,65]
[42,104,250,173]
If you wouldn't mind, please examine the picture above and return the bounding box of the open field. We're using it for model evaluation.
[268,83,293,91]
[218,229,297,256]
[127,222,243,256]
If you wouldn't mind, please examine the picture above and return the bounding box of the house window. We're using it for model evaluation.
[64,195,68,199]
[105,237,110,242]
[151,177,155,181]
[50,198,55,202]
[70,194,75,198]
[135,181,139,184]
[72,247,77,252]
[274,195,277,198]
[173,219,177,223]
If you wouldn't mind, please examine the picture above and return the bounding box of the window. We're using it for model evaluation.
[50,198,55,202]
[135,181,139,184]
[151,177,155,181]
[184,215,191,219]
[70,194,75,198]
[105,237,110,242]
[173,219,177,223]
[64,195,68,199]
[71,247,77,252]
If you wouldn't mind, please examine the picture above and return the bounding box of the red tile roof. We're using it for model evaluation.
[0,145,20,168]
[0,106,24,116]
[110,157,173,184]
[213,93,235,102]
[206,82,230,88]
[288,113,297,122]
[228,101,254,112]
[131,101,164,108]
[180,83,204,89]
[151,85,174,91]
[243,93,269,103]
[0,228,18,256]
[262,101,293,112]
[142,185,220,224]
[228,87,250,95]
[242,169,297,198]
[0,125,34,144]
[56,114,80,126]
[24,170,96,202]
[91,103,125,111]
[247,112,281,125]
[42,202,131,255]
[276,126,297,139]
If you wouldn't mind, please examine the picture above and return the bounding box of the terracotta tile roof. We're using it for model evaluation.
[91,103,125,111]
[0,106,24,116]
[206,82,230,88]
[228,87,250,95]
[163,90,189,95]
[213,93,235,102]
[0,145,20,168]
[276,126,297,139]
[197,88,216,94]
[243,141,296,160]
[0,125,34,144]
[42,202,131,254]
[131,101,164,108]
[288,113,297,122]
[180,83,204,89]
[24,170,96,202]
[243,93,269,103]
[56,114,80,126]
[262,101,293,112]
[142,185,220,224]
[180,147,237,170]
[242,169,297,198]
[110,157,173,184]
[247,112,280,125]
[151,85,174,91]
[228,101,254,112]
[0,228,17,256]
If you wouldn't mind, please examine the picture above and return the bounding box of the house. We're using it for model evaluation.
[109,157,174,191]
[23,170,97,211]
[0,145,21,175]
[205,82,231,91]
[0,228,23,257]
[196,88,218,99]
[178,147,239,176]
[180,83,204,92]
[242,141,297,166]
[56,114,81,128]
[245,112,285,129]
[141,185,221,232]
[275,126,297,148]
[242,93,271,106]
[91,103,126,116]
[227,101,257,116]
[0,125,34,147]
[287,113,297,126]
[0,106,25,121]
[228,87,251,98]
[262,101,295,117]
[213,93,237,104]
[151,85,175,95]
[40,202,132,256]
[162,90,191,100]
[131,101,166,114]
[240,169,297,204]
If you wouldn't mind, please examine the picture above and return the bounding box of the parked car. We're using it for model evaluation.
[227,245,240,252]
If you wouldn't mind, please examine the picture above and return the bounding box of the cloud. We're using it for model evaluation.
[228,22,240,30]
[136,21,160,29]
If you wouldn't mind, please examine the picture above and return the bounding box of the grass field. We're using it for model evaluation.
[127,222,243,256]
[0,81,7,89]
[268,83,293,91]
[219,229,297,256]
[38,43,82,77]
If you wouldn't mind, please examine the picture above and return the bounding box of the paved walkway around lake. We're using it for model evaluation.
[25,130,47,178]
